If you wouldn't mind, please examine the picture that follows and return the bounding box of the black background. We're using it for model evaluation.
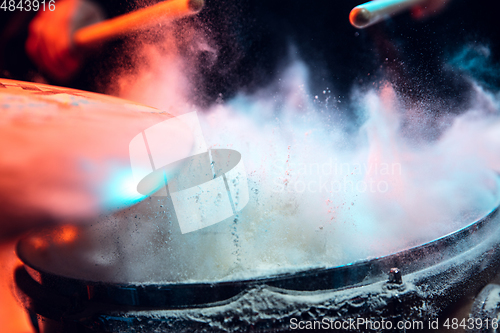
[1,0,500,110]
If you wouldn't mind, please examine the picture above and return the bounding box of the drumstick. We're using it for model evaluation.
[349,0,428,29]
[73,0,204,48]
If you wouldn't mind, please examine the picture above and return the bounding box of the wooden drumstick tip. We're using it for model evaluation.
[188,0,204,12]
[73,0,206,48]
[350,7,372,29]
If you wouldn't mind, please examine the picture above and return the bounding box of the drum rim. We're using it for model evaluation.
[15,192,500,308]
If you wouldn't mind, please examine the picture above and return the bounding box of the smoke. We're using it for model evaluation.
[22,25,500,284]
[192,63,500,273]
[448,44,500,91]
[88,46,500,282]
[104,18,219,114]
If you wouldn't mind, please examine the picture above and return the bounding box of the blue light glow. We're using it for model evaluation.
[101,167,149,211]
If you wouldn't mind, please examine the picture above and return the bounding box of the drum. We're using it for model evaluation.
[5,78,500,332]
[14,189,500,332]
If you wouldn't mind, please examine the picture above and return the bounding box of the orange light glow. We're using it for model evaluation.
[54,224,79,244]
[0,242,33,333]
[29,236,47,251]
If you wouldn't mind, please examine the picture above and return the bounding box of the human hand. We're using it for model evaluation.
[25,0,105,83]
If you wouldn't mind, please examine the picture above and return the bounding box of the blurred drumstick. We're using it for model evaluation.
[0,79,195,240]
[350,0,428,29]
[73,0,204,48]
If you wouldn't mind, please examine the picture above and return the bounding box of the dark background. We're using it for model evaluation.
[193,0,500,108]
[1,0,500,109]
